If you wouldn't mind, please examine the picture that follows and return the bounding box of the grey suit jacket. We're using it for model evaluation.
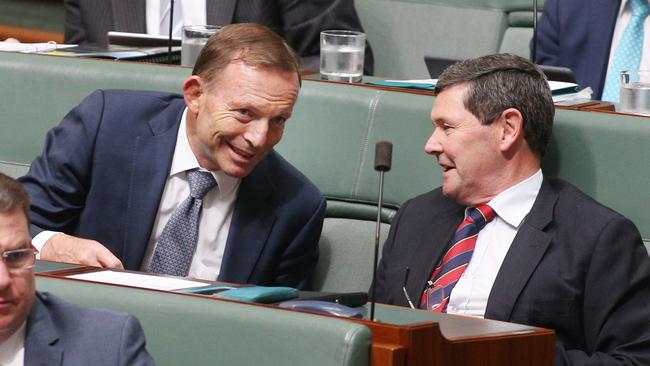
[24,292,155,366]
[63,0,374,73]
[376,176,650,365]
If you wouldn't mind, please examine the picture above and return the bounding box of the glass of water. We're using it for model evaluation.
[619,70,650,116]
[181,25,221,67]
[320,30,366,83]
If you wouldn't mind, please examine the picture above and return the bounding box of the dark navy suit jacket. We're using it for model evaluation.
[63,0,374,73]
[376,177,650,365]
[20,90,326,289]
[536,0,620,100]
[25,292,154,365]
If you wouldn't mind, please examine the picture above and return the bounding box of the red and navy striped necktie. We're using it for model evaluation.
[421,204,495,312]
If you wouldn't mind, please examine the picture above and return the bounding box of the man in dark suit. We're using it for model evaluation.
[375,53,650,365]
[0,173,154,365]
[20,24,326,289]
[63,0,374,74]
[535,0,621,100]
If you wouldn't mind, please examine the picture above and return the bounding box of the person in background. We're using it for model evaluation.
[63,0,374,74]
[536,0,650,102]
[375,53,650,365]
[0,172,155,365]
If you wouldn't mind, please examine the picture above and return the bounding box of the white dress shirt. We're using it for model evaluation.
[146,0,206,37]
[605,0,650,81]
[139,107,240,280]
[0,322,26,366]
[446,169,543,318]
[33,108,241,281]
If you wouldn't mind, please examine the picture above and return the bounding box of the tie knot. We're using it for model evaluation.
[187,170,216,199]
[631,0,650,18]
[467,204,495,230]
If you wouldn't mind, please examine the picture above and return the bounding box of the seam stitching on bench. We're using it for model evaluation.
[352,91,382,197]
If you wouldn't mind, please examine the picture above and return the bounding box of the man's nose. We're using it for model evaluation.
[0,261,12,290]
[244,119,270,148]
[424,127,443,156]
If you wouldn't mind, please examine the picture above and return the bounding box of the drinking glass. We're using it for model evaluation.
[181,25,221,67]
[319,30,366,83]
[619,70,650,116]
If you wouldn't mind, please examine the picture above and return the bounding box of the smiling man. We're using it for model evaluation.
[375,54,650,365]
[19,23,326,289]
[0,173,154,365]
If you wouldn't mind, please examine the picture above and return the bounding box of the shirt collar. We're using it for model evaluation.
[483,169,543,228]
[0,320,26,364]
[170,108,241,197]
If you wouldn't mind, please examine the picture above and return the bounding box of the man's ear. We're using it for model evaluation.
[183,76,203,113]
[498,108,524,152]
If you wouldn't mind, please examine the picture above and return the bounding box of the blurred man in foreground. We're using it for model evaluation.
[0,172,154,365]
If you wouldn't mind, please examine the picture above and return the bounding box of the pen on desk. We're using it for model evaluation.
[402,267,415,309]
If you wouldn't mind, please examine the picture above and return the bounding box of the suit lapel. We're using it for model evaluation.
[111,0,146,33]
[122,100,184,269]
[218,157,275,283]
[588,0,620,94]
[207,0,238,26]
[24,296,63,366]
[485,178,556,321]
[407,201,464,300]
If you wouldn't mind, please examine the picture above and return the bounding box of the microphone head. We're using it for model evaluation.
[374,141,393,172]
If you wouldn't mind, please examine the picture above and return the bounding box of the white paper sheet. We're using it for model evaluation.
[67,270,210,291]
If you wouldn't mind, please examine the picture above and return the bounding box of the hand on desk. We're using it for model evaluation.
[41,233,124,269]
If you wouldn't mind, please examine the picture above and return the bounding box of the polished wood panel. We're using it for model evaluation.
[36,265,555,366]
[0,25,63,43]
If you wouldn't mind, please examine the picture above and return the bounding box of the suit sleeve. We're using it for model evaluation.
[275,0,374,74]
[118,315,156,366]
[19,90,105,238]
[533,0,560,65]
[374,199,410,305]
[273,196,326,290]
[555,217,650,366]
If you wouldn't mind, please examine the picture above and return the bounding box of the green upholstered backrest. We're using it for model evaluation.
[35,276,371,366]
[355,0,507,78]
[0,52,190,171]
[1,52,648,295]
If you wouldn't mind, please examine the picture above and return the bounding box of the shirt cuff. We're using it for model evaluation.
[31,231,60,259]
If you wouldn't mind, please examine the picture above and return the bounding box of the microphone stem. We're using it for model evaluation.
[168,0,174,64]
[370,170,385,321]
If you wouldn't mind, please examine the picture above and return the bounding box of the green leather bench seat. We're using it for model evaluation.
[1,52,649,295]
[355,0,546,78]
[35,276,371,366]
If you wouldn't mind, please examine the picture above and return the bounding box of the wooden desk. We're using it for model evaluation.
[302,74,650,119]
[35,262,555,366]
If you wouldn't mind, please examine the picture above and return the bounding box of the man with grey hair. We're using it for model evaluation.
[375,53,650,365]
[0,172,155,365]
[20,23,325,289]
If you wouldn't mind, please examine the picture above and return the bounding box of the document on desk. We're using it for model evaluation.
[0,41,76,53]
[67,270,210,291]
[368,79,582,96]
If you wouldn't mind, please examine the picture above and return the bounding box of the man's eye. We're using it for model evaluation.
[271,117,287,126]
[237,109,250,116]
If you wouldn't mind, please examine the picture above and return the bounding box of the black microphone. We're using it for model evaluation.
[167,0,175,64]
[531,0,539,63]
[370,141,392,321]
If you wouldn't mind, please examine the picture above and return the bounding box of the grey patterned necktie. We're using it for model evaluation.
[147,169,217,276]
